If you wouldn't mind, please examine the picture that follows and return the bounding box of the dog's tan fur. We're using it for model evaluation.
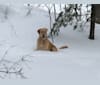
[36,28,68,51]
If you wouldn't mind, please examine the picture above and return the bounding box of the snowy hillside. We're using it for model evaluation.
[0,4,100,85]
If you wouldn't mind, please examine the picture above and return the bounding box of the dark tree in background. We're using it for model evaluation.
[49,4,91,39]
[89,4,95,40]
[89,4,100,40]
[48,4,100,41]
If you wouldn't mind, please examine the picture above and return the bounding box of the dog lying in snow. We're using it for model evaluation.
[36,28,68,51]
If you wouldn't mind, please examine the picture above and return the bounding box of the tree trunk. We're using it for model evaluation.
[89,4,95,40]
[53,4,56,21]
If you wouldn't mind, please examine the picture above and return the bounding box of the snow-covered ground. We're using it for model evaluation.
[0,0,92,4]
[0,4,100,85]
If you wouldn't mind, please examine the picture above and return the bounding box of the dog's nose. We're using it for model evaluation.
[43,35,45,38]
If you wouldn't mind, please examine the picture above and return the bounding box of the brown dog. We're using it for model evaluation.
[36,28,68,51]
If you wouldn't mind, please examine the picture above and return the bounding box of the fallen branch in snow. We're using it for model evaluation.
[0,68,26,79]
[0,46,34,79]
[0,55,33,79]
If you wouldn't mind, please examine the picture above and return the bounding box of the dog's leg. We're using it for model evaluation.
[50,47,58,51]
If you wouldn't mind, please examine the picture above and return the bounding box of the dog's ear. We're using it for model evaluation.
[37,29,40,34]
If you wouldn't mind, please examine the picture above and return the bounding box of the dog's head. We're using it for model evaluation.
[37,28,48,39]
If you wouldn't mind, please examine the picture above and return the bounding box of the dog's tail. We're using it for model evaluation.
[59,45,68,49]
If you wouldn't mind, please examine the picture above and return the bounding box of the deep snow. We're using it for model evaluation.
[0,4,100,85]
[0,0,92,4]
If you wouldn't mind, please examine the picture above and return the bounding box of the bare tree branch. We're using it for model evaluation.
[0,47,34,79]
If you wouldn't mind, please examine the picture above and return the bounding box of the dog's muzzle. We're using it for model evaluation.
[42,35,47,40]
[42,35,45,38]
